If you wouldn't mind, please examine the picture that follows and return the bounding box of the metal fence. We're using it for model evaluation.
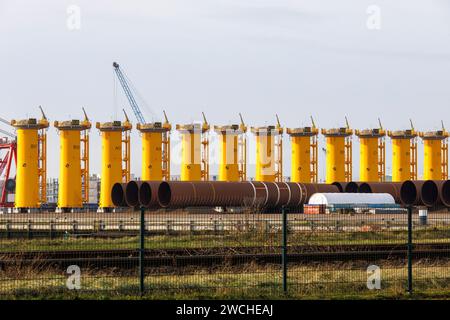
[0,206,450,298]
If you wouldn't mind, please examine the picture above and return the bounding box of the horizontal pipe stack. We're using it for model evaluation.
[113,181,340,210]
[359,180,450,208]
[112,179,450,210]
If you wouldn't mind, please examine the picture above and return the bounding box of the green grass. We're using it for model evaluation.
[1,226,450,253]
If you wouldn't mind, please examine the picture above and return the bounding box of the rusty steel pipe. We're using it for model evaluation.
[421,180,440,207]
[303,183,340,202]
[124,181,143,207]
[158,181,269,208]
[275,182,307,208]
[138,181,163,208]
[156,181,338,209]
[331,182,347,192]
[441,180,450,207]
[400,180,426,206]
[345,182,360,193]
[111,183,127,207]
[331,182,358,193]
[358,182,402,204]
[423,180,450,208]
[158,181,338,208]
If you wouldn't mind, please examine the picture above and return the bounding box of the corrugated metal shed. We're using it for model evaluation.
[308,193,395,205]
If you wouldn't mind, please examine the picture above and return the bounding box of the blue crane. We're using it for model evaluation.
[113,62,146,124]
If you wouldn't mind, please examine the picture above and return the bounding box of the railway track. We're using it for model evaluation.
[1,243,450,270]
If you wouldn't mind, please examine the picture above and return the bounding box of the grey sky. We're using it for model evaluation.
[1,0,449,181]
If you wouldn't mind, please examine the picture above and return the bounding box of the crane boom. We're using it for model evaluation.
[113,62,146,124]
[0,128,15,140]
[0,117,11,127]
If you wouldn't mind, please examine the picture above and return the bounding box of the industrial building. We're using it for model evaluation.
[305,192,400,214]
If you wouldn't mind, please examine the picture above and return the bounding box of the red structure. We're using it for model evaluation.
[0,137,16,207]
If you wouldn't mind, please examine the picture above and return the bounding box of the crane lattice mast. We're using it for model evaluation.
[113,62,146,124]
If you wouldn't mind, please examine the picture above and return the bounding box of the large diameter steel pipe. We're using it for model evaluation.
[303,183,340,202]
[157,181,336,209]
[138,181,163,208]
[158,181,272,208]
[124,181,142,207]
[441,180,450,207]
[421,180,440,207]
[400,180,426,206]
[331,182,346,192]
[345,182,360,193]
[358,182,402,204]
[111,183,127,207]
[423,180,450,208]
[157,181,257,208]
[275,182,306,208]
[331,182,358,193]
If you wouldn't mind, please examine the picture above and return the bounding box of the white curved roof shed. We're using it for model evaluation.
[308,193,395,205]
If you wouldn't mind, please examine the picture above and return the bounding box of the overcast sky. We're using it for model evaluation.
[1,0,449,181]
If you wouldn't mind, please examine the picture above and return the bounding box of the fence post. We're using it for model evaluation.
[282,206,288,293]
[139,206,145,295]
[407,205,413,294]
[49,220,54,239]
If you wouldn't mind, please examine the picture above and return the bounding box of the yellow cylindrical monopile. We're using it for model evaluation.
[215,124,247,182]
[420,130,449,180]
[256,134,275,181]
[141,132,163,180]
[251,126,283,182]
[15,128,40,208]
[54,119,91,209]
[138,121,171,181]
[177,123,209,181]
[356,128,386,182]
[391,138,412,182]
[218,133,239,181]
[290,136,311,183]
[96,121,132,209]
[11,116,49,209]
[180,131,202,181]
[359,137,379,182]
[100,131,123,207]
[388,130,417,182]
[59,130,82,207]
[321,127,353,184]
[287,126,319,183]
[423,139,442,180]
[325,136,346,183]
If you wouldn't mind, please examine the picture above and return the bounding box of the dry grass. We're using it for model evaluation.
[1,259,450,299]
[1,225,450,253]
